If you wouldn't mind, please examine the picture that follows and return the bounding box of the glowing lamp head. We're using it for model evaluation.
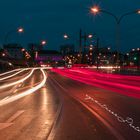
[63,34,68,39]
[137,10,140,14]
[88,34,93,38]
[21,48,25,52]
[89,47,93,50]
[9,63,12,66]
[41,40,47,45]
[91,6,100,14]
[2,53,6,56]
[18,27,24,33]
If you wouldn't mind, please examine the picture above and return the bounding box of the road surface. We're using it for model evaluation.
[0,67,140,140]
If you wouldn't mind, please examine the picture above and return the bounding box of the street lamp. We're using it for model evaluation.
[91,6,100,14]
[41,40,47,46]
[4,27,24,44]
[63,34,69,39]
[88,34,93,39]
[90,6,140,65]
[17,27,24,33]
[137,10,140,14]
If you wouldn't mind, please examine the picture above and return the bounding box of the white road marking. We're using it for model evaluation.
[6,110,25,123]
[0,123,13,130]
[0,110,25,130]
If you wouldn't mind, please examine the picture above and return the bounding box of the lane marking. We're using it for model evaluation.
[0,123,13,130]
[78,99,125,140]
[50,76,125,140]
[6,110,25,123]
[85,95,140,133]
[0,110,25,130]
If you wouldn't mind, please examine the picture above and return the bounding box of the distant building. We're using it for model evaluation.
[129,48,140,67]
[35,50,63,66]
[3,44,24,59]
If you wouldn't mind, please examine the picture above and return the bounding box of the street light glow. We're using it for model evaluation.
[41,40,47,45]
[137,10,140,14]
[88,34,93,38]
[90,6,100,14]
[21,48,25,52]
[63,34,68,39]
[2,53,6,56]
[18,27,24,33]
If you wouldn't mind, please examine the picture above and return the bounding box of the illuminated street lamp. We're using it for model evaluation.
[21,48,25,52]
[63,34,69,39]
[90,6,140,65]
[90,6,140,24]
[90,6,100,14]
[4,27,24,44]
[137,10,140,14]
[108,47,111,51]
[88,34,93,39]
[17,27,24,33]
[41,40,47,46]
[2,53,6,57]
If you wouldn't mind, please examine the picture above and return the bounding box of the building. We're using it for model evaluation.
[35,50,63,66]
[4,44,24,59]
[129,48,140,67]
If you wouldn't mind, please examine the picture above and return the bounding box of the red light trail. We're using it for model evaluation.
[51,68,140,99]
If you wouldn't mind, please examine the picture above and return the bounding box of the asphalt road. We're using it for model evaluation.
[0,68,60,140]
[0,68,140,140]
[49,69,140,140]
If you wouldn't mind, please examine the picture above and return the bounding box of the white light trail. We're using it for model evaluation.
[0,69,21,77]
[0,69,34,89]
[0,69,27,81]
[0,69,47,106]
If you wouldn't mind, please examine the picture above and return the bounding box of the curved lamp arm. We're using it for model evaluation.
[100,10,118,23]
[118,10,139,24]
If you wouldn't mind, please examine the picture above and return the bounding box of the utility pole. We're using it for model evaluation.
[79,29,82,64]
[83,32,87,64]
[96,38,99,70]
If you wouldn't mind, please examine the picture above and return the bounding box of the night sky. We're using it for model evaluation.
[0,0,140,52]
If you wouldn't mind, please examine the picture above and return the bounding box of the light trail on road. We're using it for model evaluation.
[0,69,27,81]
[0,69,47,106]
[52,68,140,99]
[49,71,140,139]
[0,69,21,77]
[0,69,35,89]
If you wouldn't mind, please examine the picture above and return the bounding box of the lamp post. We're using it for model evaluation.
[4,27,24,44]
[63,31,94,64]
[90,6,140,66]
[41,40,47,46]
